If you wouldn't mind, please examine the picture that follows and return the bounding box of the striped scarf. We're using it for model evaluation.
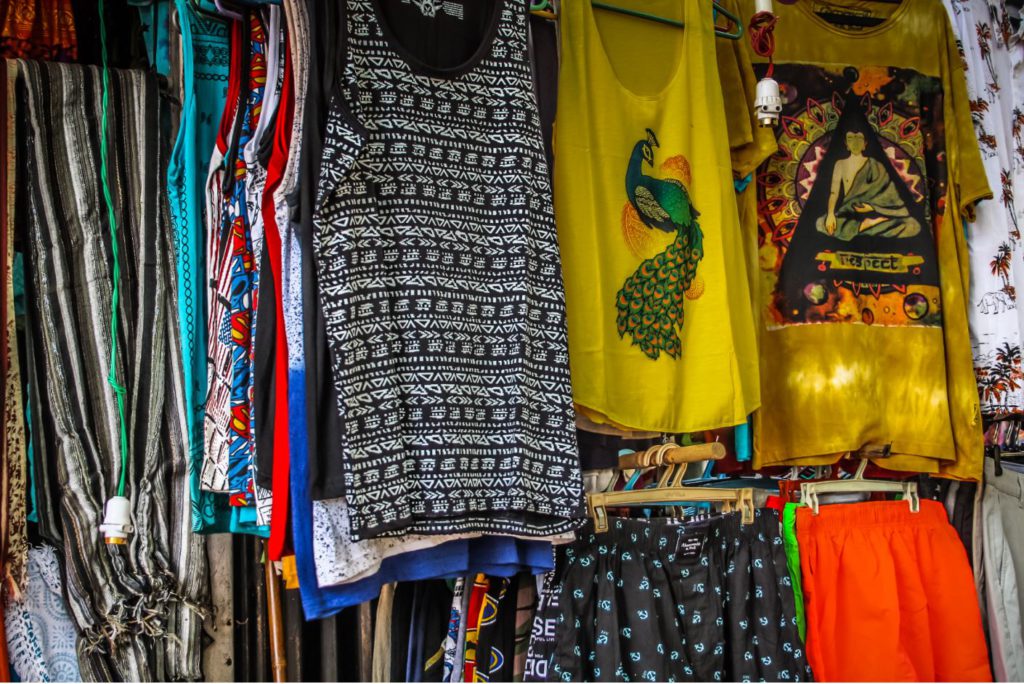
[18,59,208,682]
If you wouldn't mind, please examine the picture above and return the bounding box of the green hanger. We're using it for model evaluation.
[530,0,552,10]
[712,0,744,40]
[592,1,684,29]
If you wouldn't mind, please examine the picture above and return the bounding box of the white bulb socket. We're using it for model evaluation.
[754,0,774,14]
[754,77,783,128]
[99,496,133,545]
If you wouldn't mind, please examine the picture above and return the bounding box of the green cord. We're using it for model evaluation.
[98,0,130,499]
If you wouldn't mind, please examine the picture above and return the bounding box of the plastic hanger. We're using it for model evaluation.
[592,1,684,29]
[712,1,743,39]
[800,458,920,515]
[588,485,755,532]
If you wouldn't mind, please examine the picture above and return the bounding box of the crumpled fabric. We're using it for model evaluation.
[4,545,81,683]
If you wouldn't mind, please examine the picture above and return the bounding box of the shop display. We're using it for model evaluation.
[0,0,1020,681]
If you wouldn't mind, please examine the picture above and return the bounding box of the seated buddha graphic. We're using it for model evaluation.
[817,129,921,241]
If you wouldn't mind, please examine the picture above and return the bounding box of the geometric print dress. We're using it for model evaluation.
[313,0,585,540]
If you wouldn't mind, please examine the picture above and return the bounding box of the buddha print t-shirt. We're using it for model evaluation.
[748,0,991,479]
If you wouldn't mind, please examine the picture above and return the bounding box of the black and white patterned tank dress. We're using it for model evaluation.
[313,0,585,540]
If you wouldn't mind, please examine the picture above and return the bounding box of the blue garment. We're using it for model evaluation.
[735,416,752,463]
[167,0,235,532]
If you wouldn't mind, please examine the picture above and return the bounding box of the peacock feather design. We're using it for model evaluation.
[616,129,704,360]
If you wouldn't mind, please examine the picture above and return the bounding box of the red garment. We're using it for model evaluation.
[263,35,293,561]
[463,574,490,683]
[0,0,77,61]
[797,500,992,682]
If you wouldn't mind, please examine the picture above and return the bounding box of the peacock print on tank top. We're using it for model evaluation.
[616,129,705,360]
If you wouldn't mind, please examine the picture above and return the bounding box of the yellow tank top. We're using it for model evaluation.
[554,0,760,433]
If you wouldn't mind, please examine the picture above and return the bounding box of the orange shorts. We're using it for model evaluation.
[796,500,992,682]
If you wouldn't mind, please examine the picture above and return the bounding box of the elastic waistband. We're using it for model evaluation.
[578,508,780,553]
[985,459,1024,502]
[795,498,948,533]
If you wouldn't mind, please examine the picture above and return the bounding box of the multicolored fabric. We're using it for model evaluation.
[0,0,76,60]
[166,0,233,533]
[4,545,80,683]
[19,60,208,681]
[463,574,490,682]
[224,12,268,506]
[749,0,991,480]
[536,512,811,682]
[442,577,466,682]
[474,576,514,683]
[1,58,26,597]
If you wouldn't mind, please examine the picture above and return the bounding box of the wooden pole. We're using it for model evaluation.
[265,545,287,683]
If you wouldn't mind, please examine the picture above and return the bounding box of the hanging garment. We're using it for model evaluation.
[4,545,81,682]
[244,4,284,529]
[748,0,991,480]
[406,579,453,682]
[202,15,245,498]
[288,236,563,622]
[523,570,560,684]
[982,459,1024,681]
[0,58,26,597]
[0,0,77,60]
[199,14,267,536]
[536,512,811,682]
[441,578,467,682]
[311,0,583,540]
[18,60,207,681]
[554,0,761,435]
[512,573,537,682]
[264,0,311,558]
[473,575,517,683]
[297,0,348,508]
[463,574,490,683]
[166,0,233,533]
[945,0,1024,417]
[225,10,268,508]
[256,19,295,561]
[797,500,990,681]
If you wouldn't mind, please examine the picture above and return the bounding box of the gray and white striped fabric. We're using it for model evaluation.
[18,59,208,682]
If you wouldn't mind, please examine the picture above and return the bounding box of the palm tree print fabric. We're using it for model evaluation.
[946,0,1024,415]
[530,512,813,683]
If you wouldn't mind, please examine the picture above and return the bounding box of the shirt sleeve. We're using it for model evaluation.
[715,0,777,178]
[943,8,993,220]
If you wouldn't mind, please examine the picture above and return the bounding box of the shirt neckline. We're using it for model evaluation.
[367,0,505,80]
[794,0,913,39]
[582,0,688,102]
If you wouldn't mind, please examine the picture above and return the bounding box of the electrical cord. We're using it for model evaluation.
[749,10,777,78]
[98,0,130,500]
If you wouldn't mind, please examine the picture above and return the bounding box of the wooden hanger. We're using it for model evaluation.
[800,458,920,515]
[618,441,725,470]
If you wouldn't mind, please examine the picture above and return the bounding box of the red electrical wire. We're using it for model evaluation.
[749,10,778,78]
